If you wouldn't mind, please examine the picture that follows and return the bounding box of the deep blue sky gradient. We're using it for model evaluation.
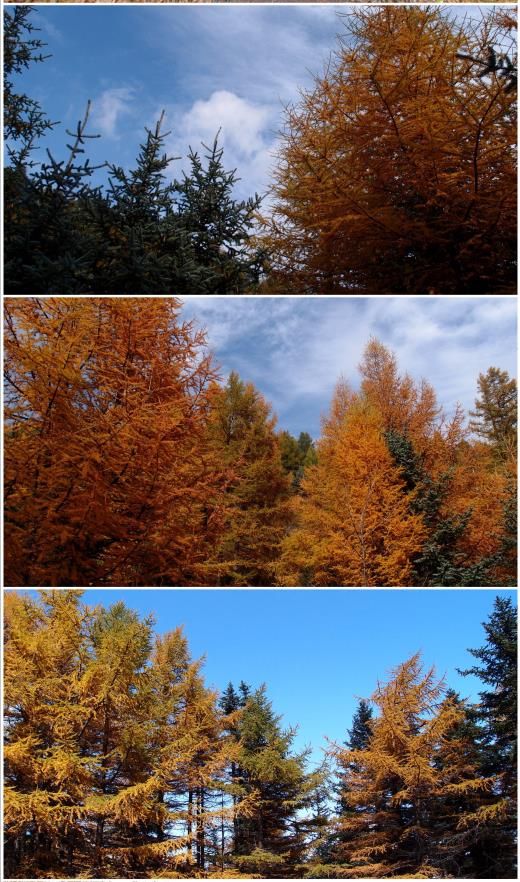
[19,588,515,766]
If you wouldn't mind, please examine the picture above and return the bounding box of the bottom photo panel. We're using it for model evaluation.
[3,588,517,881]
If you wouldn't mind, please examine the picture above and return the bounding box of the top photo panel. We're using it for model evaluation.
[4,4,517,295]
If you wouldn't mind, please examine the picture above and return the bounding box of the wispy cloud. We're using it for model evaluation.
[16,4,506,203]
[90,87,136,140]
[181,297,517,437]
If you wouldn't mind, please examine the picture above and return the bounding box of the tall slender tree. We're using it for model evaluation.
[277,395,426,586]
[331,655,502,878]
[469,368,517,461]
[207,372,292,586]
[458,596,517,875]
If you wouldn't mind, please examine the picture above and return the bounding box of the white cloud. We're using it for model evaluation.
[91,87,136,139]
[181,91,271,158]
[164,91,277,200]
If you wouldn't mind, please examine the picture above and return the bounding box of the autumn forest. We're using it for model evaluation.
[4,296,517,588]
[2,2,519,879]
[4,590,517,879]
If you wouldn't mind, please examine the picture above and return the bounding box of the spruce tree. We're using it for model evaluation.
[4,11,265,296]
[459,596,517,776]
[4,6,54,155]
[346,700,373,752]
[458,595,517,877]
[174,137,266,294]
[231,687,315,878]
[384,430,494,586]
[316,700,374,869]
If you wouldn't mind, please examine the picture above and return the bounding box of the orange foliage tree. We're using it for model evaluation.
[4,297,222,586]
[265,6,517,294]
[277,340,516,587]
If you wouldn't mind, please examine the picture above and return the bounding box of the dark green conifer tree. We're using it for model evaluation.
[279,430,317,489]
[173,137,266,294]
[4,6,53,155]
[458,596,517,878]
[4,10,265,296]
[230,687,314,878]
[384,430,494,585]
[315,699,374,870]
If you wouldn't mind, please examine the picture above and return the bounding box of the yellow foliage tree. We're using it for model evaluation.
[3,592,237,878]
[331,655,500,878]
[207,372,292,586]
[277,395,426,586]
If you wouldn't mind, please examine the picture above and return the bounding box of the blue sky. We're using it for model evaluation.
[13,4,494,202]
[180,296,517,437]
[19,588,516,766]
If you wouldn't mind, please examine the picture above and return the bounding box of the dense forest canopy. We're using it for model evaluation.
[4,297,517,588]
[4,591,517,879]
[3,5,517,295]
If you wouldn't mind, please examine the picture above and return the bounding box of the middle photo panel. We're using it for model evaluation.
[4,294,517,588]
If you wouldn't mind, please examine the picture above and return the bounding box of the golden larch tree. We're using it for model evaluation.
[265,6,517,294]
[206,372,293,586]
[331,654,501,878]
[277,394,426,586]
